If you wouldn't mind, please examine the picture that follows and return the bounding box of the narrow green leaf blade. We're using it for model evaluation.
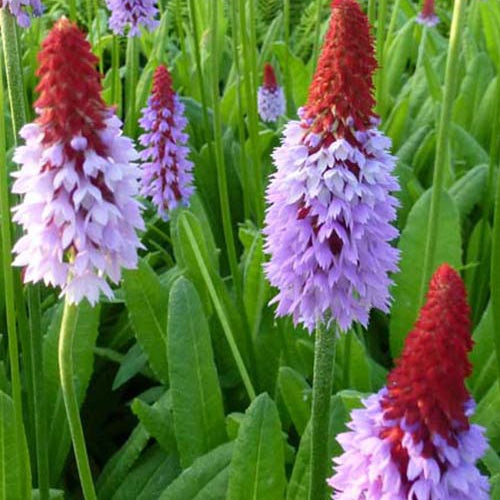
[123,259,169,383]
[167,277,226,468]
[227,393,286,500]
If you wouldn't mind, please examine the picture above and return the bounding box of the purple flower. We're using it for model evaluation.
[262,0,400,333]
[258,63,286,123]
[1,0,43,27]
[329,265,490,499]
[12,20,144,305]
[106,0,158,36]
[329,391,489,499]
[416,0,439,27]
[138,65,194,220]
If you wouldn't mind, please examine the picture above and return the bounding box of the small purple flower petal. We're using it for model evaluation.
[258,86,286,123]
[106,0,158,36]
[1,0,43,27]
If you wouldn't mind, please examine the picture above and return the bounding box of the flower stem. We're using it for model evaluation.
[1,14,50,499]
[312,0,323,69]
[238,0,264,222]
[187,0,213,150]
[111,36,121,115]
[418,0,467,305]
[489,74,500,386]
[309,322,336,500]
[375,0,389,107]
[283,0,293,114]
[0,15,25,482]
[59,301,97,500]
[125,35,138,137]
[229,0,251,219]
[210,0,242,298]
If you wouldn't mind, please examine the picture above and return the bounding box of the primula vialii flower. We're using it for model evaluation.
[263,0,400,332]
[1,0,43,28]
[106,0,158,36]
[416,0,439,27]
[257,63,286,123]
[329,264,490,499]
[12,19,144,305]
[138,64,194,220]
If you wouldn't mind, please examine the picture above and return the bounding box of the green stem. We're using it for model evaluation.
[283,0,293,114]
[342,330,351,388]
[312,0,323,69]
[229,0,251,219]
[375,0,389,107]
[210,0,242,297]
[111,36,121,115]
[181,216,256,401]
[309,322,336,500]
[0,18,25,479]
[28,286,50,500]
[1,11,25,135]
[59,301,97,500]
[238,0,264,222]
[174,0,187,65]
[187,0,214,151]
[489,74,500,385]
[418,0,467,305]
[68,0,77,22]
[367,0,376,28]
[125,36,138,137]
[385,0,401,50]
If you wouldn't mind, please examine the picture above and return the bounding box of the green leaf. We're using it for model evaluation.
[111,447,180,500]
[227,393,286,500]
[43,302,100,482]
[389,189,462,358]
[0,392,31,500]
[278,367,311,436]
[112,343,148,390]
[123,259,169,384]
[96,425,150,500]
[449,164,488,218]
[451,123,489,168]
[132,392,177,453]
[469,305,497,402]
[159,442,233,500]
[473,383,500,450]
[167,277,227,468]
[335,332,372,393]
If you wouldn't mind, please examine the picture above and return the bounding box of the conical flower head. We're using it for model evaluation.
[263,0,400,332]
[12,19,144,305]
[1,0,43,27]
[417,0,439,27]
[138,64,194,220]
[258,63,285,123]
[329,264,490,499]
[106,0,158,36]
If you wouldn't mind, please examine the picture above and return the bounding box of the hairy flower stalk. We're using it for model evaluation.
[106,0,158,35]
[263,0,400,333]
[416,0,439,27]
[12,19,144,306]
[139,64,194,219]
[0,0,43,27]
[257,63,286,123]
[329,264,490,499]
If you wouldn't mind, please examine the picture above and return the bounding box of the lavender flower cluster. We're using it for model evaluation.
[257,86,286,123]
[138,76,194,220]
[12,114,144,305]
[106,0,158,36]
[1,0,43,27]
[264,111,400,332]
[329,390,490,499]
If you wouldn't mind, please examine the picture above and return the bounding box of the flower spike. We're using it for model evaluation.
[416,0,439,27]
[329,264,490,499]
[106,0,158,36]
[138,64,194,220]
[12,19,144,305]
[263,0,400,332]
[258,63,286,123]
